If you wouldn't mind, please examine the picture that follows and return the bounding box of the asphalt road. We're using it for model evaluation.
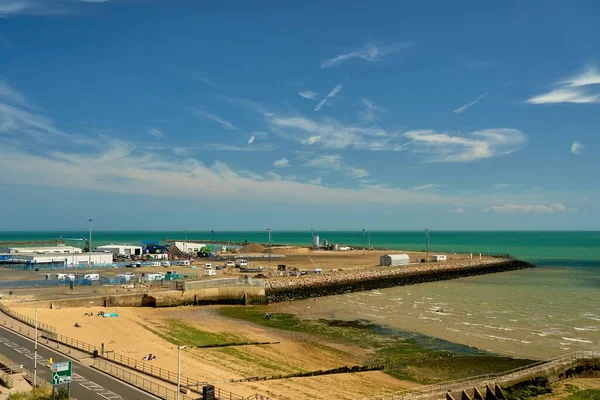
[0,325,157,400]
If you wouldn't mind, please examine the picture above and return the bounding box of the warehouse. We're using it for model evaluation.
[379,254,410,267]
[4,245,82,254]
[174,241,206,254]
[96,244,142,257]
[8,252,113,268]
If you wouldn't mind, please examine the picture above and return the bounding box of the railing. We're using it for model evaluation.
[0,351,21,374]
[24,367,50,387]
[370,351,600,400]
[0,367,13,389]
[43,332,98,354]
[0,302,56,333]
[93,359,198,400]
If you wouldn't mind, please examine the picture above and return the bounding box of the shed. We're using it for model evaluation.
[380,254,410,267]
[431,255,447,262]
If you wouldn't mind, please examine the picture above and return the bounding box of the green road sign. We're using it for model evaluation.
[51,361,72,385]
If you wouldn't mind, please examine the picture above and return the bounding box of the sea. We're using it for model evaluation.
[1,230,599,359]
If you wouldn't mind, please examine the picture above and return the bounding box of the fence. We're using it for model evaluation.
[0,351,20,374]
[93,359,198,400]
[179,277,265,291]
[370,351,600,400]
[43,332,98,354]
[0,367,13,389]
[0,302,55,333]
[24,367,50,387]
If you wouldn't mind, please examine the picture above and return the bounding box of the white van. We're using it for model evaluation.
[235,259,248,267]
[204,269,216,276]
[176,260,190,266]
[225,261,235,268]
[84,273,100,281]
[161,261,171,267]
[205,263,212,269]
[150,261,161,267]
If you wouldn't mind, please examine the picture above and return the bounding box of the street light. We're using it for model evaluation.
[362,229,365,256]
[425,228,430,262]
[266,228,272,269]
[88,218,93,269]
[177,345,186,400]
[210,230,214,254]
[34,308,39,387]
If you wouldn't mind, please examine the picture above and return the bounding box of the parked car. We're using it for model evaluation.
[161,261,171,267]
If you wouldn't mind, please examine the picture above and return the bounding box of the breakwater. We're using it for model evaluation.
[0,240,64,246]
[265,259,535,303]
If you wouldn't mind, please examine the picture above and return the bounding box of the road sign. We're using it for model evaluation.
[51,361,72,385]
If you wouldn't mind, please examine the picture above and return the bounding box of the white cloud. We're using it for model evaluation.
[526,88,599,104]
[204,143,274,152]
[193,106,238,131]
[273,158,290,168]
[320,41,413,68]
[571,140,585,155]
[0,0,72,16]
[403,128,527,163]
[486,204,573,214]
[411,184,437,191]
[307,177,322,185]
[303,135,321,145]
[298,91,319,100]
[147,128,166,140]
[450,208,466,214]
[0,81,29,107]
[247,135,255,145]
[527,66,600,104]
[315,81,343,112]
[453,83,509,114]
[303,154,369,179]
[359,98,385,121]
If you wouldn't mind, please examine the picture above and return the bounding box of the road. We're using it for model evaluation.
[0,325,157,400]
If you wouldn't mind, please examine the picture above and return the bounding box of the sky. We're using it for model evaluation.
[0,0,599,231]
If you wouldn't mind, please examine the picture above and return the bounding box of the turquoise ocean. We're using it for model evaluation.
[2,230,599,359]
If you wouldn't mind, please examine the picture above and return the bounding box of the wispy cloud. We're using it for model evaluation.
[247,135,255,145]
[315,81,343,112]
[485,204,574,214]
[273,158,290,168]
[204,143,274,152]
[0,0,86,16]
[359,98,385,121]
[303,154,369,179]
[0,81,29,107]
[198,76,217,88]
[453,83,509,114]
[193,106,238,131]
[298,91,319,100]
[450,208,466,214]
[147,128,166,140]
[526,66,600,104]
[411,184,438,191]
[571,140,585,155]
[403,128,527,163]
[321,41,413,68]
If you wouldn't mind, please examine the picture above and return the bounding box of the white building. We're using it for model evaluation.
[8,245,82,254]
[11,252,113,267]
[431,255,447,262]
[96,244,142,257]
[174,242,206,254]
[380,254,410,267]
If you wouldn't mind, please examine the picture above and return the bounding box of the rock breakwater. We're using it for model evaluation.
[265,259,535,303]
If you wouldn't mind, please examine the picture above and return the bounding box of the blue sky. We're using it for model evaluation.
[0,0,599,230]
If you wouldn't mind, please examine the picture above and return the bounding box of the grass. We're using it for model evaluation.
[140,320,239,347]
[8,386,69,400]
[564,389,600,400]
[217,306,535,384]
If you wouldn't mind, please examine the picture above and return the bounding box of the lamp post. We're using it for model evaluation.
[362,229,365,256]
[210,230,214,254]
[425,228,430,262]
[34,308,38,387]
[368,231,371,251]
[88,218,93,269]
[177,345,186,400]
[267,228,272,269]
[184,229,188,255]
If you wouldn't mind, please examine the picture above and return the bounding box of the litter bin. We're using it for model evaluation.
[202,385,215,400]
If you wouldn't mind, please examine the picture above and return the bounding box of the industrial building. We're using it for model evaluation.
[380,254,410,267]
[174,241,206,254]
[96,244,142,257]
[2,245,82,254]
[7,252,113,268]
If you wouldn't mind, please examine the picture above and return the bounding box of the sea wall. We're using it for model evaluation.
[265,259,535,303]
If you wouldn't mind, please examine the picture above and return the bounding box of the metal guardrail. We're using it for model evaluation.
[0,351,21,374]
[0,367,13,389]
[24,367,50,387]
[0,302,56,333]
[369,351,600,400]
[93,359,198,400]
[44,332,98,354]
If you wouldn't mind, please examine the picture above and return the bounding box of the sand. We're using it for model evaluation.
[12,306,415,399]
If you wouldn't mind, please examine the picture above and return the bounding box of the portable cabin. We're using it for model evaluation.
[431,255,447,262]
[379,254,410,267]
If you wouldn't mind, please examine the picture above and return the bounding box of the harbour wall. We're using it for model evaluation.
[12,286,265,309]
[265,259,535,303]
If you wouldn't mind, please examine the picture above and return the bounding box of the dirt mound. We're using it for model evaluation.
[239,243,266,253]
[263,246,311,254]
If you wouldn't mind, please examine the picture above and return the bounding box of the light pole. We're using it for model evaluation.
[267,228,272,269]
[425,229,430,262]
[34,308,38,387]
[184,229,187,255]
[177,345,186,400]
[88,218,93,269]
[368,231,371,251]
[362,229,365,256]
[211,230,214,254]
